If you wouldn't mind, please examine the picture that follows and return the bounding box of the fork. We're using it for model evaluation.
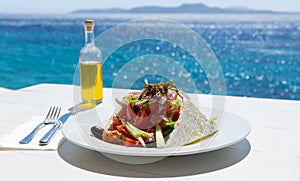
[39,102,100,145]
[19,106,61,144]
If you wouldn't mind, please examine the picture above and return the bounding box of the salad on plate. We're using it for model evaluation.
[91,81,218,148]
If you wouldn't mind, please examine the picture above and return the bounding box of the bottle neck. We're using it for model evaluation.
[85,31,94,45]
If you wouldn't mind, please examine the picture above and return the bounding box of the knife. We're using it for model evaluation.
[39,102,100,145]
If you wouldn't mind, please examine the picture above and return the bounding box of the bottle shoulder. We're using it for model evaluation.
[80,43,102,63]
[80,43,101,54]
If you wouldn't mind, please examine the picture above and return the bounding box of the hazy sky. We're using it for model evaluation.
[1,0,300,14]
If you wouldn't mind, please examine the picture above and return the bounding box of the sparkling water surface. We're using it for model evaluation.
[0,13,299,100]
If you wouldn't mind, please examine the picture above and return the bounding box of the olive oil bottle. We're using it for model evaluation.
[79,20,103,104]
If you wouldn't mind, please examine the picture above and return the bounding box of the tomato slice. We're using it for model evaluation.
[166,105,172,116]
[172,106,181,121]
[116,125,135,139]
[112,116,122,130]
[124,137,140,147]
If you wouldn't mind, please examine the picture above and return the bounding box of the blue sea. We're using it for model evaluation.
[0,13,300,100]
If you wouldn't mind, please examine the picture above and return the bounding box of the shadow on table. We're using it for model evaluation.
[57,139,251,178]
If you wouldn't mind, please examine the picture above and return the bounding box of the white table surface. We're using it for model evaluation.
[0,83,300,181]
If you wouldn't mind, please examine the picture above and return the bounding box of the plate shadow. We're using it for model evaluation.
[57,139,251,178]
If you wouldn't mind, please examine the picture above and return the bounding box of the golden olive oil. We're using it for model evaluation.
[80,61,103,103]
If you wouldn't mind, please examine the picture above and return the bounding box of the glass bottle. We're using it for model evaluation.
[79,20,103,104]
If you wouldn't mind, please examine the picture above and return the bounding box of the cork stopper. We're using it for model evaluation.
[84,20,94,32]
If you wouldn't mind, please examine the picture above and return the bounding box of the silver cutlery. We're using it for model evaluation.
[19,106,61,144]
[39,102,100,145]
[39,112,72,145]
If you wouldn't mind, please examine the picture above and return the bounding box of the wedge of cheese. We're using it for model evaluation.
[165,100,218,147]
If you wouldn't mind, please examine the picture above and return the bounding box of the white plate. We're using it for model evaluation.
[62,107,251,157]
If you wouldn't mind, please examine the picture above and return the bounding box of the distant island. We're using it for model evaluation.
[72,3,295,14]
